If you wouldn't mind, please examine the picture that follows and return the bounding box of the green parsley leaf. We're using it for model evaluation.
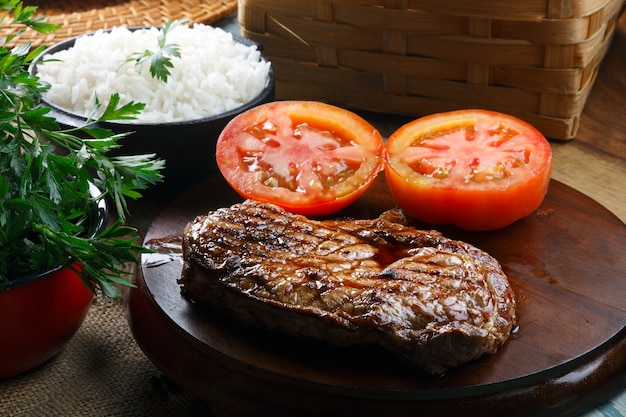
[0,0,165,299]
[124,19,186,82]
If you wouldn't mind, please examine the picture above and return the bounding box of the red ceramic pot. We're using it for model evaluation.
[0,264,94,378]
[0,183,107,379]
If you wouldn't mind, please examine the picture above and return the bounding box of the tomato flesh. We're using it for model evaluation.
[216,101,384,217]
[384,110,552,230]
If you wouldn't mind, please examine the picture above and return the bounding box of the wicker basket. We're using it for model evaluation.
[239,0,624,139]
[8,0,237,48]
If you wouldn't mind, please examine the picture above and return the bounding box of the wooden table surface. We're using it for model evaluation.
[1,12,624,417]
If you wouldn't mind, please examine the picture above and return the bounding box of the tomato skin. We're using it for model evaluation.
[383,110,552,231]
[216,101,384,217]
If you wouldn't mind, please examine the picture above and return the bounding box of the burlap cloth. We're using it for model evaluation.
[0,296,213,417]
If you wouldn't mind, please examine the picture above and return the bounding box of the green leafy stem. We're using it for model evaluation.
[0,1,166,299]
[124,18,186,82]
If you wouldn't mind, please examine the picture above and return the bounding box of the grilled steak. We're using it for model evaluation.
[179,200,516,374]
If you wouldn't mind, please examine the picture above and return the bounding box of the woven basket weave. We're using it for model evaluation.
[239,0,624,139]
[9,0,237,48]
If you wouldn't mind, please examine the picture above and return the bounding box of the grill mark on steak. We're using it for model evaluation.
[179,200,516,375]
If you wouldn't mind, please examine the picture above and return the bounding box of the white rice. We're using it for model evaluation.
[36,24,271,123]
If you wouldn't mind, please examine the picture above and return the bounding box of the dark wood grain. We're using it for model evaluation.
[128,173,626,417]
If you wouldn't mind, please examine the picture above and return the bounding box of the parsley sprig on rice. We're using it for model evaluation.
[36,24,271,123]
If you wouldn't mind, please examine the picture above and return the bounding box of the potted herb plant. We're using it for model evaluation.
[0,1,165,378]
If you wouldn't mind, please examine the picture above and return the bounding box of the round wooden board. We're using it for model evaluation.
[128,174,626,417]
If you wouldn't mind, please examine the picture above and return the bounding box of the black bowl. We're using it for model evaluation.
[29,28,275,198]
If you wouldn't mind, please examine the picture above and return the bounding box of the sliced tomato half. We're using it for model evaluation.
[216,101,384,217]
[383,109,552,230]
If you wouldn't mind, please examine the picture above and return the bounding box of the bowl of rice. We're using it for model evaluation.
[30,23,274,197]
